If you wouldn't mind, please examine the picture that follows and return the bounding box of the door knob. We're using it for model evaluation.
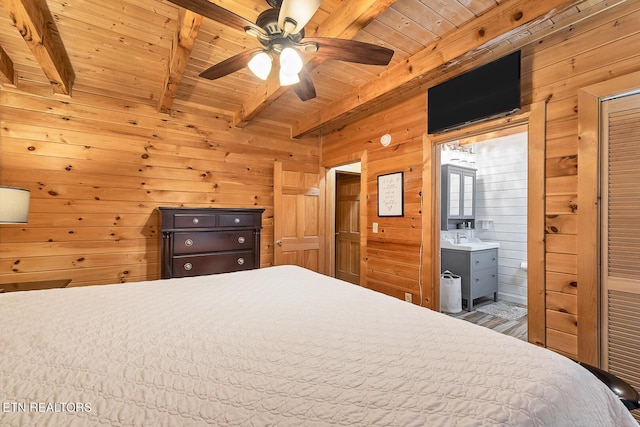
[276,240,283,247]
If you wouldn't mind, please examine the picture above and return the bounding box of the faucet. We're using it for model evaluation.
[456,233,468,244]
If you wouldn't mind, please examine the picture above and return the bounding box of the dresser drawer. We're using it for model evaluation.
[172,251,255,277]
[471,250,498,271]
[173,231,254,255]
[173,213,217,228]
[218,213,256,227]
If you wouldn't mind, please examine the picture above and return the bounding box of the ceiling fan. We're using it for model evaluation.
[168,0,394,101]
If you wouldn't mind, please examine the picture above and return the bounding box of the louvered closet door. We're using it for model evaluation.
[601,93,640,422]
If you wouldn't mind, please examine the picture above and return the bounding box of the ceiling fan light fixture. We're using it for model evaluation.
[279,69,300,86]
[281,17,297,35]
[280,47,303,75]
[277,0,322,35]
[248,51,272,80]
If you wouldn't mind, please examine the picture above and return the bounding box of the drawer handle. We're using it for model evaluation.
[475,278,479,282]
[192,217,199,224]
[475,260,480,264]
[234,217,241,224]
[184,238,194,247]
[184,262,193,271]
[238,236,245,244]
[237,257,245,265]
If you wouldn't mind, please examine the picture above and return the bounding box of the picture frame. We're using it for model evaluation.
[377,172,404,217]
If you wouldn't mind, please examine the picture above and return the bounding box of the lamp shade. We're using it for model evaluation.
[280,47,303,75]
[279,69,300,86]
[278,0,321,35]
[0,186,30,224]
[248,51,272,80]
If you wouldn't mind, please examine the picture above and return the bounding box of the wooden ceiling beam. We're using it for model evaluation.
[292,0,586,138]
[159,8,203,114]
[233,0,398,127]
[0,0,74,95]
[0,45,15,85]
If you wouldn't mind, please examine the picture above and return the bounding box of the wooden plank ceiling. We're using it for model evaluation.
[0,0,604,137]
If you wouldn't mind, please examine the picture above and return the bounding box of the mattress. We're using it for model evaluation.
[0,265,636,426]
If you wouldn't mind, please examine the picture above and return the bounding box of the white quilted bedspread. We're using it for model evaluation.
[0,265,637,426]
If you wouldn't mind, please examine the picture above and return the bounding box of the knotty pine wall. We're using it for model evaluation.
[0,89,319,287]
[322,96,425,303]
[321,1,640,360]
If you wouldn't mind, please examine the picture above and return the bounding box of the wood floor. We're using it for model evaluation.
[446,299,528,341]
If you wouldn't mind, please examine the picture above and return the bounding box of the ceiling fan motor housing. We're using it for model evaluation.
[256,8,304,51]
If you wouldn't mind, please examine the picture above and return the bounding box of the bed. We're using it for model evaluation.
[1,265,637,426]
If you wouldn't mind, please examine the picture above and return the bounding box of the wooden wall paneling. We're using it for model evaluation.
[545,214,578,235]
[546,234,577,254]
[547,271,578,294]
[546,175,578,195]
[547,309,578,335]
[547,328,579,356]
[547,290,578,315]
[546,136,579,159]
[528,1,640,102]
[321,94,425,304]
[528,101,547,348]
[422,133,436,309]
[546,253,578,275]
[0,89,318,287]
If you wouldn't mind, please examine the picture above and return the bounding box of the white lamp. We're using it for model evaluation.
[280,47,303,75]
[248,52,272,80]
[279,69,300,86]
[278,47,303,86]
[0,186,30,224]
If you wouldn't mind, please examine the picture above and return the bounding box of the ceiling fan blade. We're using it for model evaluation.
[168,0,264,35]
[278,0,321,35]
[304,38,394,66]
[199,48,263,80]
[293,67,316,101]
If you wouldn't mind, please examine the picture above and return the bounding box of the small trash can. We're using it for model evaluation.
[440,270,462,313]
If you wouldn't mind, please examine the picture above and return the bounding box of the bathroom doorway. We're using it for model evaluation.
[439,128,528,339]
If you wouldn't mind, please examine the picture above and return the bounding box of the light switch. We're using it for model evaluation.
[373,222,378,233]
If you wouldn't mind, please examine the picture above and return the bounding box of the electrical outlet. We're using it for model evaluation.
[404,292,412,303]
[372,222,378,233]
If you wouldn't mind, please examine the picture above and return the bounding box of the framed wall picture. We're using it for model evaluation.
[377,172,404,217]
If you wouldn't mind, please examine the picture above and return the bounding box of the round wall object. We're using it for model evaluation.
[380,133,392,146]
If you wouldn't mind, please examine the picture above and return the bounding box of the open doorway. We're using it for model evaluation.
[439,128,528,340]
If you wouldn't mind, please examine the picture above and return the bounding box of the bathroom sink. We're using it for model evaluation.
[440,239,500,251]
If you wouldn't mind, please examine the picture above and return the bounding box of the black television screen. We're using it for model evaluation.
[427,51,521,134]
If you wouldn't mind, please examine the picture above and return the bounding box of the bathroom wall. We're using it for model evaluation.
[474,132,528,305]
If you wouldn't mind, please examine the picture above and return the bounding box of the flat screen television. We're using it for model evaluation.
[427,50,521,134]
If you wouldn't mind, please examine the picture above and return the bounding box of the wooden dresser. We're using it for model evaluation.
[159,207,264,279]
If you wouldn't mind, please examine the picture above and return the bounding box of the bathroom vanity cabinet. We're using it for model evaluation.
[441,164,476,230]
[441,247,498,311]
